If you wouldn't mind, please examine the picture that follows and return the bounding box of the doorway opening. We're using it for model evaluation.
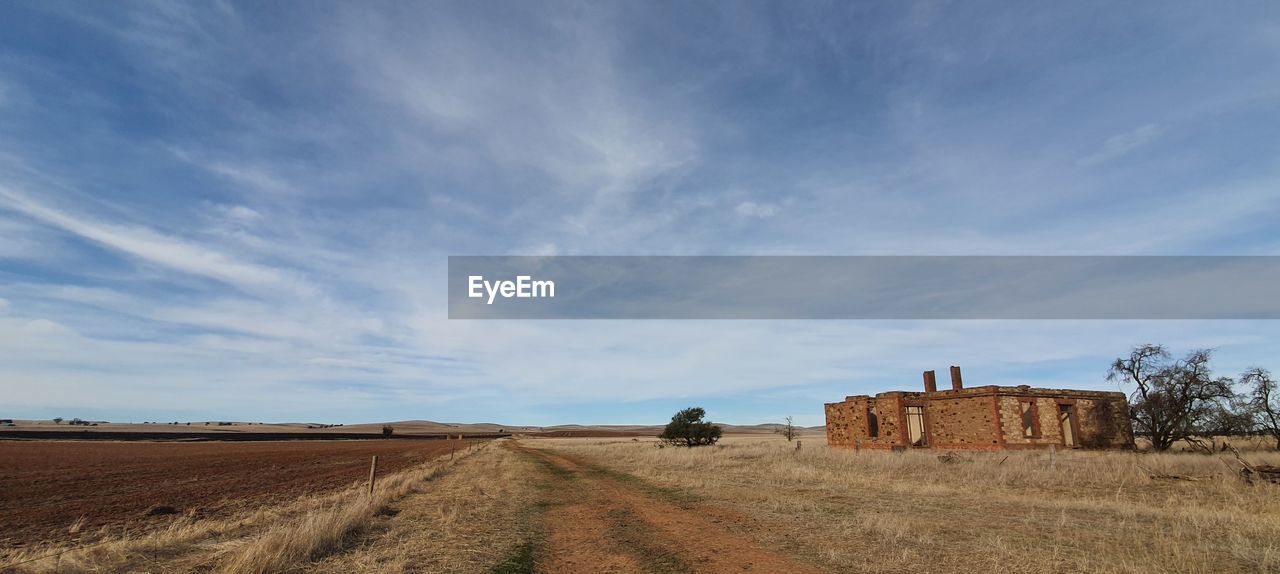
[905,406,927,447]
[1020,399,1041,438]
[1058,403,1078,447]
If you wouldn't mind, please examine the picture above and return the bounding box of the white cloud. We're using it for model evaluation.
[735,201,780,219]
[343,6,699,250]
[204,162,295,195]
[3,3,1279,424]
[521,242,559,257]
[222,204,262,222]
[0,185,316,297]
[170,148,296,195]
[23,317,74,336]
[1078,123,1165,166]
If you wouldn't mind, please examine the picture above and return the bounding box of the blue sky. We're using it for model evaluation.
[1,1,1279,426]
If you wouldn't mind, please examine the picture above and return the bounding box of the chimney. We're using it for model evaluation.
[950,365,963,390]
[923,370,937,393]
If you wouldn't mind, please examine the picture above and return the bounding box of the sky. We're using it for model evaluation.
[1,1,1279,426]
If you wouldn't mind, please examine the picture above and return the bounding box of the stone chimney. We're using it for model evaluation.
[923,370,937,393]
[950,365,963,390]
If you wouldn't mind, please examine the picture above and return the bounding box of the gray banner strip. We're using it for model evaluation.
[447,256,1280,319]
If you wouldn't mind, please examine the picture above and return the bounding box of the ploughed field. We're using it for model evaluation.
[0,439,475,547]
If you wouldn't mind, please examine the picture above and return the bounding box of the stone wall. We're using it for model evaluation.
[824,401,853,446]
[926,395,1001,449]
[826,395,904,448]
[998,396,1062,447]
[1075,397,1134,448]
[871,395,902,448]
[826,382,1134,450]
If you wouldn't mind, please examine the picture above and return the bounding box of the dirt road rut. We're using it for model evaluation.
[513,443,823,574]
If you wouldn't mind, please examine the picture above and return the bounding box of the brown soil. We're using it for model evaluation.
[530,430,654,438]
[0,439,476,548]
[515,443,824,574]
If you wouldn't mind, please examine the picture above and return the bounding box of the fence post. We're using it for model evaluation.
[368,455,378,495]
[1049,444,1057,470]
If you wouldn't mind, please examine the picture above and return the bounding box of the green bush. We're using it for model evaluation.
[658,407,722,447]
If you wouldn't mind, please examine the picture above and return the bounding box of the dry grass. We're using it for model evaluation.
[309,438,543,573]
[540,436,1280,573]
[1134,435,1278,453]
[2,443,485,573]
[9,435,1276,573]
[214,449,470,574]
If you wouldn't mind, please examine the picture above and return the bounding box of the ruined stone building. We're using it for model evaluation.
[825,366,1134,450]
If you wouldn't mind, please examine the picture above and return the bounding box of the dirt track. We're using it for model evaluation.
[516,443,823,573]
[0,439,475,547]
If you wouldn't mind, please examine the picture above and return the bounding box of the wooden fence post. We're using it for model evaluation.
[368,455,378,495]
[1049,444,1057,470]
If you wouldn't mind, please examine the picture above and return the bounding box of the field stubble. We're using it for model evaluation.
[0,439,473,548]
[1,441,485,573]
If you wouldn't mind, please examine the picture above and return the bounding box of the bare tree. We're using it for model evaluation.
[1187,395,1255,453]
[1243,367,1280,450]
[1205,394,1256,433]
[775,416,798,442]
[1107,345,1234,451]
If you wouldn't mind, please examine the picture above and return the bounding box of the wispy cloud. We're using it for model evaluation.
[340,4,700,251]
[1,2,1278,424]
[0,185,317,297]
[204,161,296,196]
[1077,123,1165,166]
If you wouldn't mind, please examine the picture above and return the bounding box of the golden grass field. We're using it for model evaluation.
[542,435,1280,573]
[5,435,1279,573]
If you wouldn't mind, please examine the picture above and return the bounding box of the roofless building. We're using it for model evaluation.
[824,367,1134,450]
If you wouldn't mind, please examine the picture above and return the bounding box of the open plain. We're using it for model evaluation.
[4,435,1280,573]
